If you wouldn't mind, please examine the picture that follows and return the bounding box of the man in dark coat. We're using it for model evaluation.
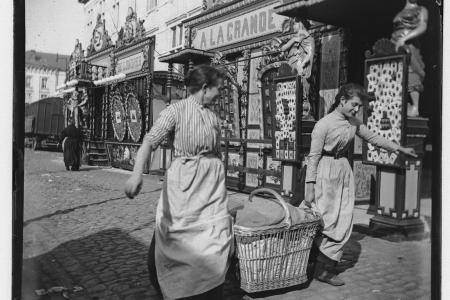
[60,120,83,171]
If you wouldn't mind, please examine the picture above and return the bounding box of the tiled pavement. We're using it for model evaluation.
[22,149,431,300]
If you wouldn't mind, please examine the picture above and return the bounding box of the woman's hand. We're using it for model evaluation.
[398,146,418,158]
[303,183,315,208]
[125,174,143,199]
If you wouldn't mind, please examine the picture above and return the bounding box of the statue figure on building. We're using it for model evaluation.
[281,19,315,120]
[77,89,90,129]
[71,39,84,62]
[67,90,80,127]
[124,7,137,41]
[65,88,90,129]
[391,0,428,117]
[69,39,84,79]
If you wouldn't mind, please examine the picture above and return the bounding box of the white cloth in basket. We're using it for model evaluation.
[235,197,317,228]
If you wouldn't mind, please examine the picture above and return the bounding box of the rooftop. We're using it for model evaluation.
[26,50,70,71]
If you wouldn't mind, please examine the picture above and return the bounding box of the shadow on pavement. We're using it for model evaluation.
[338,232,363,273]
[22,228,161,300]
[21,229,364,300]
[23,188,162,227]
[21,227,245,300]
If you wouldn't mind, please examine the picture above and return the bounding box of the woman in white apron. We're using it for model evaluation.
[304,83,417,286]
[125,65,233,299]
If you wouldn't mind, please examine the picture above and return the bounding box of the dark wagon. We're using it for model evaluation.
[25,97,65,150]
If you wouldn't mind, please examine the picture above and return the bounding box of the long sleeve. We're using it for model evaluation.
[305,121,327,183]
[356,124,400,152]
[142,105,176,150]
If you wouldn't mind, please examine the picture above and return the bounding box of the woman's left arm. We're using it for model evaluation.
[357,124,417,157]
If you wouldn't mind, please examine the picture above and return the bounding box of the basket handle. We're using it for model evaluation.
[248,188,291,228]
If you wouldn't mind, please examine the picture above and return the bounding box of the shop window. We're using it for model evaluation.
[171,26,177,48]
[170,25,183,49]
[178,24,183,46]
[26,76,32,88]
[41,77,48,89]
[26,92,33,102]
[147,0,157,12]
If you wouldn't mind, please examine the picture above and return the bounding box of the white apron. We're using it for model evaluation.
[155,154,233,299]
[313,156,354,261]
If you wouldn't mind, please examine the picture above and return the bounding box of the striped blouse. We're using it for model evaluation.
[143,96,221,157]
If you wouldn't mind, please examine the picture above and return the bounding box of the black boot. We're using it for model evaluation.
[314,253,345,286]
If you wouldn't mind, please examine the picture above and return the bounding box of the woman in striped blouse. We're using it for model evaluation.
[125,65,232,299]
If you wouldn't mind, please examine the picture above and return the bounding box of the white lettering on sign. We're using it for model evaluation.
[192,5,286,50]
[116,52,144,74]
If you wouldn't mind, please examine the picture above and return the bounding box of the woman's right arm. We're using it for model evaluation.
[125,106,176,199]
[304,121,327,205]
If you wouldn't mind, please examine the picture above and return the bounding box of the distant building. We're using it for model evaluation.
[25,50,69,103]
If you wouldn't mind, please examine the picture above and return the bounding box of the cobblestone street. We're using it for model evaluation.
[22,149,431,300]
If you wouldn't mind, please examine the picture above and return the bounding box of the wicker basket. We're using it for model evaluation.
[233,188,321,293]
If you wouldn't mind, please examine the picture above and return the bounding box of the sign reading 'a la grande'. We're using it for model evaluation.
[192,4,287,50]
[115,52,144,75]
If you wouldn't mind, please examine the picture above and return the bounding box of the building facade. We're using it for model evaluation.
[25,50,68,103]
[79,0,203,73]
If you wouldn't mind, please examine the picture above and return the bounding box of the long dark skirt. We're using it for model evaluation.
[63,138,81,170]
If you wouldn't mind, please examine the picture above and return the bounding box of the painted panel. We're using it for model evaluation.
[116,52,145,75]
[245,152,259,187]
[379,170,397,213]
[272,77,301,162]
[110,94,127,141]
[282,165,293,194]
[248,50,263,127]
[405,162,419,216]
[353,160,376,201]
[247,129,261,149]
[227,152,241,178]
[106,143,148,172]
[363,55,408,168]
[319,33,341,116]
[265,156,281,186]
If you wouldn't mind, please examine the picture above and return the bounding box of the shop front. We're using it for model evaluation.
[60,10,157,173]
[159,0,441,236]
[273,0,441,235]
[160,0,350,206]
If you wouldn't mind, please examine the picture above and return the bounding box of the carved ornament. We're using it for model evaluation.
[86,14,113,56]
[116,7,146,48]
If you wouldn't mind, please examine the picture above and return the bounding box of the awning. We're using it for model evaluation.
[274,0,404,28]
[153,70,184,83]
[93,73,126,86]
[159,48,215,65]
